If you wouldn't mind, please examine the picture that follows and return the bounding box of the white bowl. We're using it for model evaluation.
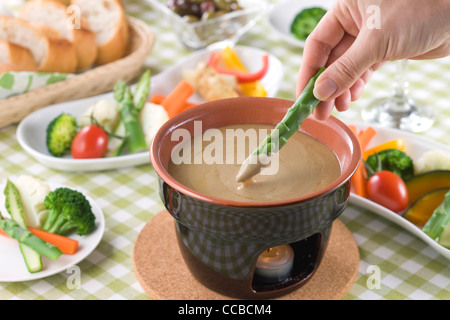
[268,0,334,47]
[17,46,284,172]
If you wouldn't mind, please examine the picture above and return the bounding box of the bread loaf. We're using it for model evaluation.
[0,39,38,72]
[71,0,129,65]
[19,0,97,70]
[0,16,77,73]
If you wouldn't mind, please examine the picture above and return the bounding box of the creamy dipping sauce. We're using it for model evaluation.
[168,124,341,202]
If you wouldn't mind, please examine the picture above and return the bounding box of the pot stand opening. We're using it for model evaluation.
[251,233,321,293]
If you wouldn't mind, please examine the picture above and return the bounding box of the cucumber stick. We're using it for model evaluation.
[4,179,42,273]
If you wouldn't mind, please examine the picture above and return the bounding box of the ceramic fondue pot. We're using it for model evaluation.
[150,97,361,298]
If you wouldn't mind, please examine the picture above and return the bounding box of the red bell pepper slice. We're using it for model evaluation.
[208,52,269,83]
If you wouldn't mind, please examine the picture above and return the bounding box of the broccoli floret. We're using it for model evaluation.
[366,149,415,181]
[290,7,327,41]
[46,113,78,157]
[42,187,96,236]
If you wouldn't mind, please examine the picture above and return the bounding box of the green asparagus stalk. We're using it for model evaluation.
[422,189,450,240]
[236,68,326,182]
[133,70,151,112]
[0,217,63,261]
[114,80,148,154]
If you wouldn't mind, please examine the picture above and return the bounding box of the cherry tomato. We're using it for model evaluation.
[367,170,409,213]
[71,125,108,159]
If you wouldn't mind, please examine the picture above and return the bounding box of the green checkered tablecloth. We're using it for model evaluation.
[0,0,449,300]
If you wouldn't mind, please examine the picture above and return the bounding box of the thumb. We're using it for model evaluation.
[313,36,378,101]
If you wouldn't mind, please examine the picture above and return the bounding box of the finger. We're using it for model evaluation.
[297,8,346,96]
[326,33,356,66]
[313,33,380,102]
[349,61,386,101]
[349,78,365,101]
[335,90,351,111]
[313,100,335,120]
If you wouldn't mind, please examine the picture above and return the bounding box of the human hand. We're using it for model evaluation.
[297,0,450,120]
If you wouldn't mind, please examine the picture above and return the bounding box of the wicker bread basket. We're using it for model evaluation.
[0,17,155,128]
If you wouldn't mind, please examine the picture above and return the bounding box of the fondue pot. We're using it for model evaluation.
[150,97,361,299]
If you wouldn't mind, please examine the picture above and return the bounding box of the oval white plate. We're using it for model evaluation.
[17,45,283,172]
[349,122,450,260]
[268,0,334,47]
[0,181,105,282]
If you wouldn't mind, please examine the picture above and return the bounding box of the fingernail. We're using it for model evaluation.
[313,78,338,101]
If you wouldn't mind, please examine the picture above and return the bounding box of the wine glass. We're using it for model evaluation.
[361,60,435,133]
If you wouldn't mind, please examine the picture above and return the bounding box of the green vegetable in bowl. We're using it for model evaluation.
[365,149,414,181]
[113,70,150,154]
[3,179,62,273]
[422,188,450,248]
[46,113,78,157]
[290,7,327,41]
[42,187,96,236]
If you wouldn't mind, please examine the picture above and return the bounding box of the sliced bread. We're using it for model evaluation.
[71,0,129,65]
[19,0,97,71]
[0,16,77,73]
[0,39,38,72]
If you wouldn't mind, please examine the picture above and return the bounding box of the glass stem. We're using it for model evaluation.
[393,60,409,99]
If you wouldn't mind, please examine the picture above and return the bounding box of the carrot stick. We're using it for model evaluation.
[160,80,195,118]
[357,126,377,150]
[352,164,368,198]
[347,124,358,136]
[0,227,78,255]
[150,93,166,105]
[151,94,198,110]
[350,126,377,198]
[29,227,78,255]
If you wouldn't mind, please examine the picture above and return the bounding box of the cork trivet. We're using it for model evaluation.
[133,211,359,300]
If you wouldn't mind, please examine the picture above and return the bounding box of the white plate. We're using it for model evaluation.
[348,122,450,260]
[17,45,283,172]
[268,0,334,47]
[0,181,105,282]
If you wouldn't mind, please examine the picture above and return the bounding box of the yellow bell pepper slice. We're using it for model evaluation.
[221,46,267,97]
[363,138,406,160]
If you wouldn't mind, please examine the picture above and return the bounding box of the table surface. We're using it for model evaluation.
[1,0,449,300]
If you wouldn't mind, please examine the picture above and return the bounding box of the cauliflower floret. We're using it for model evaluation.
[14,175,51,228]
[140,102,169,147]
[415,150,450,174]
[79,99,119,132]
[0,3,13,17]
[184,62,239,102]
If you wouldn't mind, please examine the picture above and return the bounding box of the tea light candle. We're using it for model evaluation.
[254,245,294,283]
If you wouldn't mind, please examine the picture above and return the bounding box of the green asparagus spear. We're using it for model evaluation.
[0,217,62,261]
[236,68,326,182]
[114,80,148,154]
[422,189,450,240]
[133,70,151,112]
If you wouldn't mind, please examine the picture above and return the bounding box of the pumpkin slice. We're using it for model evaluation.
[403,188,449,227]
